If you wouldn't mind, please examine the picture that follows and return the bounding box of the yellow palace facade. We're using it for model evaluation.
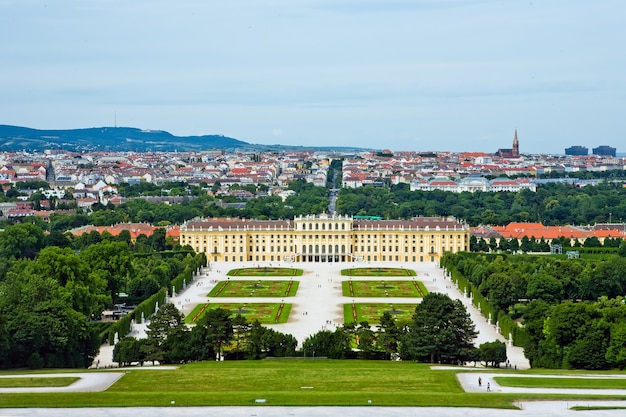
[179,214,469,263]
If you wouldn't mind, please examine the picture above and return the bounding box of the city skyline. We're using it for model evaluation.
[2,0,624,154]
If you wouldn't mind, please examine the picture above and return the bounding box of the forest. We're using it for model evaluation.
[336,182,626,226]
[0,222,204,369]
[442,252,626,369]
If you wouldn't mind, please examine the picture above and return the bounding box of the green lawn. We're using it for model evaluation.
[227,267,303,276]
[209,280,299,297]
[344,303,417,324]
[0,376,79,388]
[341,267,417,276]
[185,302,292,324]
[494,376,626,390]
[1,361,626,408]
[342,280,427,297]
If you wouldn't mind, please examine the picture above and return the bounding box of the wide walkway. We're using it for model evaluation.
[4,404,626,417]
[93,261,529,368]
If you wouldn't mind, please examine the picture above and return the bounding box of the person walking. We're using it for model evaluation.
[487,382,491,392]
[478,377,482,387]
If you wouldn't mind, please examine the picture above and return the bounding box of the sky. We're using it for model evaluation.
[1,0,625,154]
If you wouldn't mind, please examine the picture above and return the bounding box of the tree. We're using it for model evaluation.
[231,314,251,359]
[401,293,477,364]
[45,231,73,248]
[0,223,45,259]
[480,272,518,312]
[526,273,564,303]
[79,241,133,304]
[29,246,109,317]
[302,327,350,359]
[113,337,143,367]
[144,303,187,364]
[195,307,234,360]
[354,321,377,359]
[565,320,610,370]
[479,340,507,367]
[606,322,626,369]
[244,320,297,359]
[376,311,402,356]
[0,269,98,368]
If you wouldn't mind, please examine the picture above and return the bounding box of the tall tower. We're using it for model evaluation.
[512,129,519,157]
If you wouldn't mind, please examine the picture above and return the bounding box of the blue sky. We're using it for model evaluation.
[1,0,624,154]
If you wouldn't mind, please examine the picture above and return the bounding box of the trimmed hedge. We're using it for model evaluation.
[108,252,207,344]
[441,256,525,346]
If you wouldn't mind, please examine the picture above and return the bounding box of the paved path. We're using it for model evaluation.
[0,373,124,393]
[3,404,626,417]
[457,372,626,395]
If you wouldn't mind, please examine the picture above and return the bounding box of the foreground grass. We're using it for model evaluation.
[1,361,626,408]
[0,377,79,388]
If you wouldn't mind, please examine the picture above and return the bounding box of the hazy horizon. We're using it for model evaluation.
[2,0,624,154]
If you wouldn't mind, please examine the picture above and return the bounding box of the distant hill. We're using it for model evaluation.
[0,125,371,153]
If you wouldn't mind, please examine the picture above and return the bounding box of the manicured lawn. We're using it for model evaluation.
[0,376,79,388]
[344,303,417,324]
[341,267,417,276]
[494,376,626,390]
[209,280,299,297]
[227,267,303,276]
[185,302,291,324]
[342,280,427,297]
[0,361,515,408]
[2,361,626,408]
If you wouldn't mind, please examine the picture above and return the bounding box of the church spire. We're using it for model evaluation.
[513,129,519,157]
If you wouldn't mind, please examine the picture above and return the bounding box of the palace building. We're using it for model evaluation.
[179,214,470,263]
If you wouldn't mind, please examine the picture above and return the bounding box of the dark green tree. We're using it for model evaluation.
[302,327,350,359]
[113,337,143,367]
[376,312,402,356]
[400,293,477,364]
[195,307,234,361]
[144,303,187,364]
[526,273,564,303]
[478,340,507,367]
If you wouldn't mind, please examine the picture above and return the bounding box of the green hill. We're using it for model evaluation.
[0,125,252,152]
[0,125,372,153]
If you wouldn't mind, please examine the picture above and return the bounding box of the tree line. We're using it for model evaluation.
[443,252,626,369]
[6,178,626,232]
[115,293,507,369]
[0,222,202,369]
[336,182,626,226]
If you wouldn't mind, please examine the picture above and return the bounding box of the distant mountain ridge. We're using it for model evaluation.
[0,125,370,153]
